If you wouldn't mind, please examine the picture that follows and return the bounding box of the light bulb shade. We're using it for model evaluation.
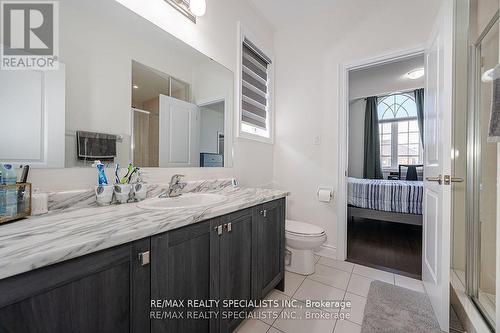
[190,0,206,16]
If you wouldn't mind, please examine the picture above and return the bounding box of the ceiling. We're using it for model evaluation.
[249,0,441,31]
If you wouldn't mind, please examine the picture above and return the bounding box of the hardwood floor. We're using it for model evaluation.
[347,217,422,279]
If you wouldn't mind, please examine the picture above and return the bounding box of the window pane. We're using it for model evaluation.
[409,132,420,144]
[381,157,392,167]
[381,134,391,145]
[408,156,420,165]
[398,133,408,144]
[382,123,391,133]
[409,144,419,155]
[398,121,408,133]
[382,145,391,155]
[398,157,409,165]
[398,145,409,155]
[409,120,419,132]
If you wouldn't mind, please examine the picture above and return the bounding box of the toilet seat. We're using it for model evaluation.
[285,220,325,237]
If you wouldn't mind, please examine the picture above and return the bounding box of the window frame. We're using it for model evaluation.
[377,94,422,170]
[236,22,275,144]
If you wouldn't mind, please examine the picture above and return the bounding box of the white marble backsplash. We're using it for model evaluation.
[47,178,235,212]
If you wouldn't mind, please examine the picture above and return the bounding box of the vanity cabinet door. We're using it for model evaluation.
[257,199,286,298]
[217,208,258,333]
[151,220,213,333]
[0,239,151,333]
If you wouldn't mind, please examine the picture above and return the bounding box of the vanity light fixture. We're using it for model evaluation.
[165,0,206,23]
[189,0,206,17]
[405,68,425,80]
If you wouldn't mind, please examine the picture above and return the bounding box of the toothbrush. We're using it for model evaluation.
[126,167,139,184]
[114,164,120,184]
[120,163,134,184]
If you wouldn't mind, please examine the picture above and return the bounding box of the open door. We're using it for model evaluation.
[158,95,200,167]
[422,0,454,331]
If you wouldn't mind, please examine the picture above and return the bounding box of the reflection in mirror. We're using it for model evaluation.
[0,0,234,169]
[131,61,226,168]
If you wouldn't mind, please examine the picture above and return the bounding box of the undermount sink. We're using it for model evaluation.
[137,193,227,210]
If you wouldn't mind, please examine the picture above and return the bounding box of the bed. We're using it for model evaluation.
[347,177,423,225]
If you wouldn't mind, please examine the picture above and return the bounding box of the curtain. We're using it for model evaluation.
[363,96,383,179]
[414,88,424,147]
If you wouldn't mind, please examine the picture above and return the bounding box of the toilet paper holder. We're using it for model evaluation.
[317,186,333,202]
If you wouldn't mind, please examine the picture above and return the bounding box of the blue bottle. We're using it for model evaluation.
[1,164,17,216]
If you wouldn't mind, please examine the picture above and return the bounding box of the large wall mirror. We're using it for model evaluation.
[0,0,234,168]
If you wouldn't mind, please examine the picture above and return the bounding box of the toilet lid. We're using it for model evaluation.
[285,219,325,236]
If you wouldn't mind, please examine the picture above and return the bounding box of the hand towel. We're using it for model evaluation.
[488,64,500,142]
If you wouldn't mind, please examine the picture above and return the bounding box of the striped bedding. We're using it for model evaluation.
[348,177,423,215]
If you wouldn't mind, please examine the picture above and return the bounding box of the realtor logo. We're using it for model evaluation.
[1,1,58,70]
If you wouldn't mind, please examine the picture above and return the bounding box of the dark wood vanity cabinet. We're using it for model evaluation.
[256,199,285,298]
[0,198,285,333]
[0,238,151,333]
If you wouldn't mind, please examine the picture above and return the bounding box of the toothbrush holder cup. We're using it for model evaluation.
[114,184,132,204]
[95,185,113,206]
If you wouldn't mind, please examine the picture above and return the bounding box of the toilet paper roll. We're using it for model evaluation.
[318,189,332,203]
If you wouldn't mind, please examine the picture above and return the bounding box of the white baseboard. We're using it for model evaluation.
[314,244,337,259]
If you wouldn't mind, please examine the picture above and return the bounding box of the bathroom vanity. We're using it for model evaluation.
[0,186,286,333]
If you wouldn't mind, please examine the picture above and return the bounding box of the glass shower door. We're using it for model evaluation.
[469,13,499,327]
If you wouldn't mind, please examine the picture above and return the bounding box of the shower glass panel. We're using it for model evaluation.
[470,13,499,327]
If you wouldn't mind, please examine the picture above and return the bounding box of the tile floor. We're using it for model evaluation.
[234,255,425,333]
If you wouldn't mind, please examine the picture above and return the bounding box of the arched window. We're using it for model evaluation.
[378,93,422,168]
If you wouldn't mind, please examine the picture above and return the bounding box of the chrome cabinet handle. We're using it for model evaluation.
[426,175,442,185]
[260,210,267,218]
[224,222,232,232]
[138,251,150,266]
[214,225,223,236]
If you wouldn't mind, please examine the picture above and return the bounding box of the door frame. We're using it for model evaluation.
[336,46,425,261]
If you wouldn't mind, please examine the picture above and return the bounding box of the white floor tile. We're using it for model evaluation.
[334,319,362,333]
[268,327,285,333]
[317,257,354,273]
[394,275,425,293]
[341,293,366,325]
[273,302,337,333]
[352,265,394,284]
[234,319,270,333]
[253,290,290,325]
[283,271,307,297]
[346,274,373,297]
[294,279,345,312]
[308,264,351,290]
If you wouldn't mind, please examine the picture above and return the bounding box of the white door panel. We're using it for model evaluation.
[159,95,200,167]
[422,0,453,331]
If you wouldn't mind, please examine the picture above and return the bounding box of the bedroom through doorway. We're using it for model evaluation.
[346,54,425,279]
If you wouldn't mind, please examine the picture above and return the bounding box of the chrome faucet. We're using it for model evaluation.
[159,174,187,198]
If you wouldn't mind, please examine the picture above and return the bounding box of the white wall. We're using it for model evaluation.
[26,0,275,191]
[273,0,439,255]
[348,99,365,178]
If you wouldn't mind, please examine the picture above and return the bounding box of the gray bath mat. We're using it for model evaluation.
[360,281,443,333]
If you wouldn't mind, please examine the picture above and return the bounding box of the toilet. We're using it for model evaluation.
[285,219,326,275]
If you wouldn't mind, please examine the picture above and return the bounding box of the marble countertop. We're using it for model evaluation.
[0,185,288,280]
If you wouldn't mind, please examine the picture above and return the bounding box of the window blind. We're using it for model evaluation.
[241,38,271,130]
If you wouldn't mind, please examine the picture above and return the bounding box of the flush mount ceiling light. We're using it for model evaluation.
[405,68,425,80]
[133,85,139,89]
[166,0,206,23]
